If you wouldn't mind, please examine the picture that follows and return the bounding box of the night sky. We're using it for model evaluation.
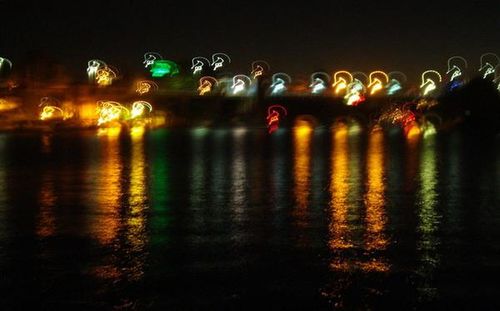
[1,0,499,81]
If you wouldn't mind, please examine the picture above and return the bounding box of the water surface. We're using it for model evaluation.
[0,126,499,310]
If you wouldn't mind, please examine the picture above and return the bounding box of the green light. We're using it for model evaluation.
[150,60,179,78]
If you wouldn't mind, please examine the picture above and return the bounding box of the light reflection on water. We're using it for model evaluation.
[92,130,122,246]
[329,122,352,252]
[293,120,313,230]
[126,127,148,281]
[0,128,498,309]
[363,128,389,271]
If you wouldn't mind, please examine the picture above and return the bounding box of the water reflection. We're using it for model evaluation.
[37,134,56,238]
[149,129,171,244]
[230,127,247,220]
[405,130,421,192]
[0,135,6,245]
[329,122,352,253]
[293,120,313,228]
[125,127,149,280]
[363,129,390,271]
[417,134,441,300]
[190,128,209,229]
[211,129,229,210]
[92,130,122,246]
[37,166,56,239]
[0,128,499,310]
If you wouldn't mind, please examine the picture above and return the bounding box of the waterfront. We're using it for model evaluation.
[0,126,499,309]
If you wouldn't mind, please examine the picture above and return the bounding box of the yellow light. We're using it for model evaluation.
[293,119,312,224]
[368,71,389,95]
[294,120,313,137]
[406,123,421,138]
[136,80,158,95]
[365,130,389,251]
[97,101,129,125]
[96,67,117,86]
[332,71,353,94]
[420,70,442,96]
[97,126,122,137]
[130,125,146,138]
[130,101,153,119]
[329,122,352,249]
[40,106,64,120]
[137,82,151,95]
[198,80,213,95]
[0,99,19,112]
[368,79,383,95]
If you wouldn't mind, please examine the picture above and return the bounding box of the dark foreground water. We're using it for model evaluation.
[0,125,499,310]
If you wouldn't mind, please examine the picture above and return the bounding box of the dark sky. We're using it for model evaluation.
[1,0,499,81]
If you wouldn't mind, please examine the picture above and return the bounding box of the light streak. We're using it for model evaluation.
[386,79,402,95]
[198,76,218,95]
[39,97,64,120]
[40,106,63,120]
[130,101,153,119]
[420,70,442,96]
[96,66,117,86]
[251,60,270,79]
[309,72,330,94]
[87,59,106,82]
[231,74,251,95]
[266,104,287,134]
[345,92,365,106]
[0,57,13,71]
[136,80,158,95]
[211,53,231,71]
[344,79,366,105]
[352,72,368,84]
[270,73,292,95]
[332,71,353,95]
[191,57,210,75]
[446,56,468,81]
[143,52,163,68]
[368,71,389,95]
[479,53,499,79]
[388,71,407,83]
[494,65,500,83]
[97,101,129,125]
[422,113,441,138]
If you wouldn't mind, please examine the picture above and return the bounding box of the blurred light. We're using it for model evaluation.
[211,53,231,71]
[143,52,163,68]
[198,76,218,95]
[0,57,13,71]
[96,66,117,86]
[87,59,106,82]
[266,104,287,134]
[130,101,153,119]
[0,99,18,112]
[251,60,270,79]
[150,60,179,78]
[231,75,251,95]
[479,53,499,79]
[97,101,129,125]
[420,70,442,96]
[136,80,158,95]
[332,71,353,95]
[191,57,210,75]
[368,71,389,95]
[310,72,330,94]
[270,73,291,95]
